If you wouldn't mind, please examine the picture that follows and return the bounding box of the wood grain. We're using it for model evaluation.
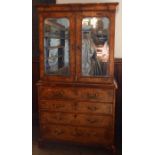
[34,3,119,153]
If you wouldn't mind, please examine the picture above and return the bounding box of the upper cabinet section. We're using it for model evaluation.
[37,3,118,83]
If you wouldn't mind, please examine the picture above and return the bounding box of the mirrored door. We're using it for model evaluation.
[76,12,115,83]
[44,18,70,76]
[39,13,75,82]
[82,17,110,77]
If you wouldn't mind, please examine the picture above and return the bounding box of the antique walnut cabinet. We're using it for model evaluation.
[36,3,118,153]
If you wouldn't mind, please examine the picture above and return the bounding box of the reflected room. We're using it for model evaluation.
[44,18,70,76]
[82,17,110,77]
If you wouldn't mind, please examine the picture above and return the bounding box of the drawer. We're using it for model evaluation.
[39,86,114,102]
[75,102,113,115]
[41,124,113,145]
[77,88,114,102]
[39,86,76,99]
[40,100,113,115]
[40,112,112,127]
[39,100,74,112]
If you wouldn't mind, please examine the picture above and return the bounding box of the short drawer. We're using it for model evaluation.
[40,112,113,128]
[39,100,74,112]
[75,102,113,115]
[41,124,113,145]
[77,88,114,102]
[39,86,76,99]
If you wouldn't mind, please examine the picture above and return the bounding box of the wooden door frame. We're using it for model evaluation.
[38,12,76,82]
[76,11,116,84]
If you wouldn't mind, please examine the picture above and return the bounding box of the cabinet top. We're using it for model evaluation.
[36,3,119,12]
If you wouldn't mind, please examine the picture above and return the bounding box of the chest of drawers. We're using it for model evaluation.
[37,82,116,150]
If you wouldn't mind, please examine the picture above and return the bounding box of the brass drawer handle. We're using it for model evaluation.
[87,93,98,99]
[53,115,63,121]
[87,106,98,111]
[54,129,64,135]
[85,132,97,136]
[53,104,65,109]
[87,118,97,124]
[52,91,64,98]
[72,130,82,136]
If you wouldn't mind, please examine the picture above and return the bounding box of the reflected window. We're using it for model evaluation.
[44,18,70,75]
[82,17,110,76]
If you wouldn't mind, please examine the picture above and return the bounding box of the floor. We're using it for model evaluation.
[32,126,121,155]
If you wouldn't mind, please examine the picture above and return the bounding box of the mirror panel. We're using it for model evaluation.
[82,17,110,76]
[44,18,70,76]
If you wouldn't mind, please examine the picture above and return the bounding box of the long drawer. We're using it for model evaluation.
[40,111,113,128]
[39,86,114,102]
[40,100,113,115]
[41,124,113,145]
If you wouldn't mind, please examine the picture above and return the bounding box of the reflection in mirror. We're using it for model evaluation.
[82,17,110,76]
[44,18,70,75]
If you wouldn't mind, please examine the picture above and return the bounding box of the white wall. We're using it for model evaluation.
[56,0,122,58]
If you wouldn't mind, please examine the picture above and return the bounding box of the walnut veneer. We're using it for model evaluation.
[36,3,118,154]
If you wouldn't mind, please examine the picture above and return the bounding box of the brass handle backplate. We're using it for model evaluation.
[87,93,98,99]
[87,106,98,111]
[54,129,64,135]
[52,91,64,98]
[87,118,97,124]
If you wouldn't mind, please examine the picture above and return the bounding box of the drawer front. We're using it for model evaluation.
[39,100,74,112]
[41,124,113,145]
[77,88,114,102]
[40,112,112,127]
[39,86,113,102]
[39,86,76,99]
[76,102,113,115]
[40,100,112,115]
